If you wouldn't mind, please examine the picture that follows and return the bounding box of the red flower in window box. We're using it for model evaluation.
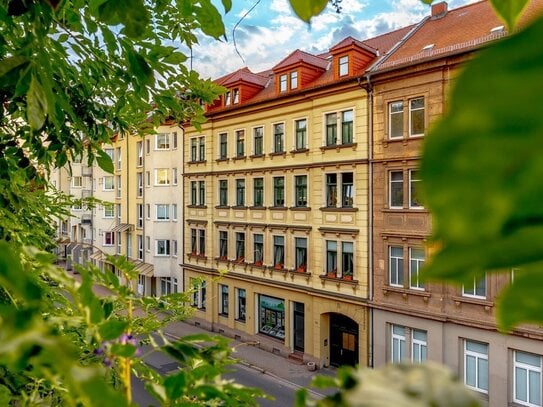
[274,263,283,270]
[296,265,306,273]
[343,274,353,281]
[219,255,227,261]
[254,260,263,266]
[327,270,337,278]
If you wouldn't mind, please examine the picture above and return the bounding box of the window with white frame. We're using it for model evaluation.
[295,119,307,150]
[190,138,197,161]
[155,239,171,256]
[172,240,178,256]
[338,55,349,76]
[325,109,354,146]
[219,133,228,159]
[137,204,143,228]
[116,147,121,170]
[273,123,284,153]
[71,176,83,188]
[137,235,143,260]
[389,171,404,208]
[324,240,354,278]
[219,180,228,206]
[172,131,178,149]
[389,246,404,287]
[273,235,284,268]
[295,237,307,272]
[104,231,115,246]
[172,168,178,185]
[235,232,245,261]
[325,240,337,275]
[232,88,239,104]
[137,172,143,197]
[409,170,423,208]
[294,175,307,207]
[104,204,115,218]
[190,181,197,205]
[391,324,406,363]
[190,278,206,310]
[224,91,231,106]
[236,179,245,206]
[137,141,143,166]
[253,178,264,207]
[155,204,170,221]
[409,248,425,290]
[116,232,122,254]
[190,228,206,256]
[389,101,404,139]
[463,275,486,299]
[279,74,287,92]
[103,176,114,190]
[198,181,205,206]
[172,204,177,221]
[325,172,354,208]
[199,136,205,160]
[253,126,263,155]
[254,233,263,265]
[236,130,245,158]
[104,148,114,161]
[387,97,425,139]
[236,288,246,322]
[273,176,285,207]
[410,97,425,136]
[219,284,229,316]
[156,133,170,150]
[464,340,489,394]
[514,350,542,407]
[116,175,121,198]
[290,71,298,89]
[412,329,427,363]
[219,230,228,259]
[116,203,121,219]
[146,138,150,154]
[155,168,170,185]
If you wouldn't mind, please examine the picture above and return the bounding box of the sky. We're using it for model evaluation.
[189,0,479,80]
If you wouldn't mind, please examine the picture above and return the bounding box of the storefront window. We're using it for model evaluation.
[258,295,285,340]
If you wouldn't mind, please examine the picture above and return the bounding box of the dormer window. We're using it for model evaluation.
[290,71,298,89]
[232,88,239,104]
[280,74,288,92]
[339,55,349,76]
[225,91,231,106]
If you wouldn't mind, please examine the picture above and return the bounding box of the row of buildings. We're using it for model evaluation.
[51,1,543,405]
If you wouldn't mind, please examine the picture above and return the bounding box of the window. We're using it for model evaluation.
[71,176,83,188]
[279,74,287,92]
[155,239,171,256]
[254,234,263,265]
[137,173,143,197]
[155,204,170,221]
[219,180,228,206]
[219,133,228,159]
[116,147,121,170]
[273,177,284,207]
[253,127,263,155]
[290,71,298,89]
[412,329,427,363]
[104,204,115,218]
[172,168,178,185]
[236,288,246,322]
[235,232,245,261]
[273,236,284,268]
[391,325,406,363]
[224,91,231,106]
[146,139,150,154]
[137,235,143,260]
[146,236,150,251]
[219,231,228,259]
[295,175,307,207]
[104,231,115,246]
[172,204,177,221]
[389,171,404,208]
[463,275,486,298]
[190,279,206,310]
[172,132,178,149]
[409,248,425,290]
[104,148,114,161]
[253,178,264,207]
[190,181,197,205]
[273,123,284,153]
[464,340,489,394]
[116,232,121,254]
[172,240,178,256]
[389,101,404,139]
[219,284,229,316]
[137,204,143,228]
[295,237,307,272]
[339,55,349,76]
[191,229,197,254]
[198,229,206,256]
[155,169,170,185]
[103,176,114,191]
[258,295,285,340]
[409,170,423,208]
[198,137,205,161]
[326,240,337,275]
[410,97,425,136]
[326,172,354,208]
[232,88,239,104]
[341,110,353,144]
[236,179,245,206]
[198,181,205,206]
[389,246,404,287]
[514,351,542,407]
[117,203,121,219]
[236,130,245,157]
[342,242,353,278]
[156,133,170,150]
[190,138,197,161]
[295,119,306,150]
[325,113,337,146]
[116,175,121,198]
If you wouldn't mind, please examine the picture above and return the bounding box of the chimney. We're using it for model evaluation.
[431,1,448,18]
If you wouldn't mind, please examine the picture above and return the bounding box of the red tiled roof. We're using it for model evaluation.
[376,0,543,71]
[272,49,328,71]
[330,36,378,54]
[362,24,415,55]
[221,67,268,87]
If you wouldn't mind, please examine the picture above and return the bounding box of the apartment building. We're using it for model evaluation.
[369,1,543,406]
[52,124,184,296]
[182,29,411,367]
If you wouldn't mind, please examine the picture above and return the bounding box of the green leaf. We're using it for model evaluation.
[57,33,69,42]
[163,51,187,65]
[27,74,48,130]
[110,343,137,357]
[120,0,150,39]
[164,373,186,400]
[0,242,41,302]
[288,0,328,23]
[195,0,226,40]
[489,0,529,30]
[221,0,232,13]
[0,384,11,406]
[95,149,114,173]
[98,319,129,341]
[0,55,28,77]
[126,49,154,86]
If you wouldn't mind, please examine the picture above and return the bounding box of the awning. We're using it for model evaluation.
[90,251,103,261]
[66,242,77,252]
[131,260,154,277]
[111,223,133,233]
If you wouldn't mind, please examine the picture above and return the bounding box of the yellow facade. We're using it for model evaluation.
[184,85,370,367]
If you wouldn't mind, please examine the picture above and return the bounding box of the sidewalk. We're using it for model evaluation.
[163,320,337,394]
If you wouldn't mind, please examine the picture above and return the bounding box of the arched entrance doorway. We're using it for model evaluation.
[330,313,359,367]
